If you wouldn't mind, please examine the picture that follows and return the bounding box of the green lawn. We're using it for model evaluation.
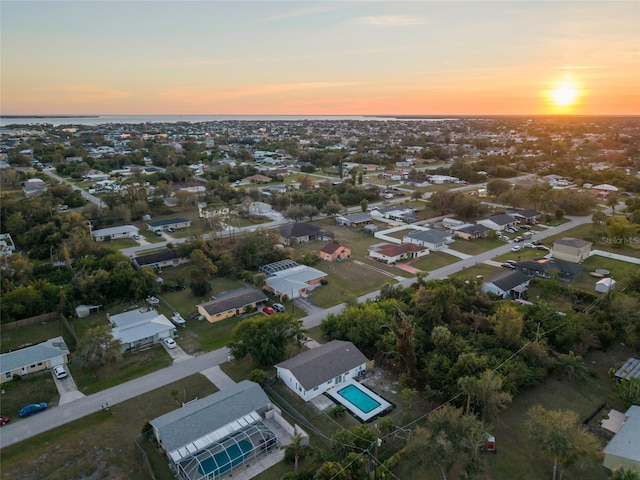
[0,375,217,480]
[451,263,502,281]
[71,345,172,395]
[1,319,74,354]
[0,371,60,420]
[450,237,505,256]
[410,250,459,273]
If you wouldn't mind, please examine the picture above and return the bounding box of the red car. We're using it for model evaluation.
[0,415,9,426]
[262,306,275,315]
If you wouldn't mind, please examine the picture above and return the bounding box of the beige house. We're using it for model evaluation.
[197,287,267,323]
[1,337,70,384]
[552,237,592,263]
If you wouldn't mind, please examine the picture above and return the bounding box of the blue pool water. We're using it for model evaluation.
[197,439,253,477]
[337,384,381,414]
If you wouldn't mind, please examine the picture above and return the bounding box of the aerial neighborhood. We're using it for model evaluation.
[1,116,640,479]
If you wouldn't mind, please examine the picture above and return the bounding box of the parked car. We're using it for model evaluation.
[163,337,177,349]
[505,260,518,266]
[272,303,286,312]
[511,245,522,252]
[520,225,532,230]
[506,228,518,234]
[53,365,67,379]
[132,234,141,240]
[168,284,185,292]
[513,236,523,243]
[19,402,48,418]
[0,415,9,426]
[532,239,542,245]
[501,263,516,269]
[262,306,275,315]
[154,230,163,236]
[498,235,510,242]
[167,227,176,233]
[146,296,160,306]
[536,245,550,252]
[523,242,535,249]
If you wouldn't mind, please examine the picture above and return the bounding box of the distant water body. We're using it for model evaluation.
[0,114,455,127]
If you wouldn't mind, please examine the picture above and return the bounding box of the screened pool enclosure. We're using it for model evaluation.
[176,422,278,480]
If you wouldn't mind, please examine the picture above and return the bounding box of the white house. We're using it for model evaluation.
[91,225,139,242]
[477,214,519,231]
[108,308,175,353]
[482,270,530,299]
[403,229,453,251]
[275,340,369,402]
[149,381,297,480]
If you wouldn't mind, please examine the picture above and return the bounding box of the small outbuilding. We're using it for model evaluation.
[320,242,351,262]
[603,405,640,472]
[595,277,616,293]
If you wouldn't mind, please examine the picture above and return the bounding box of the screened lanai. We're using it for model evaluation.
[176,422,278,480]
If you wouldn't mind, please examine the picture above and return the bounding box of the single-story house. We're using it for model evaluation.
[147,218,191,232]
[278,222,333,246]
[91,225,139,242]
[368,242,429,264]
[516,258,583,281]
[595,277,616,293]
[150,380,297,480]
[603,405,640,472]
[477,214,519,231]
[482,270,530,299]
[1,336,70,384]
[242,174,272,184]
[453,223,490,240]
[403,229,453,251]
[197,287,268,323]
[249,201,273,215]
[506,208,542,224]
[0,233,16,256]
[370,206,417,223]
[592,184,619,198]
[552,237,592,263]
[319,242,351,262]
[260,259,327,299]
[108,308,175,353]
[336,213,373,228]
[132,249,190,270]
[276,340,369,401]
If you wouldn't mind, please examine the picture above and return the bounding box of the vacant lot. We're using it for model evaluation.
[1,374,218,480]
[450,237,505,255]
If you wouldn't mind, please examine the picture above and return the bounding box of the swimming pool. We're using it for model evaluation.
[337,384,381,413]
[326,380,392,422]
[197,439,253,477]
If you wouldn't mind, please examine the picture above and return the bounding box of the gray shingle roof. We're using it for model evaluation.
[279,222,323,239]
[485,270,530,291]
[198,287,267,316]
[276,340,368,390]
[133,249,183,267]
[405,229,449,243]
[147,218,190,228]
[0,336,69,372]
[150,380,269,453]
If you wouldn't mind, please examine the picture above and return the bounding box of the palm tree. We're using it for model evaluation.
[284,435,312,474]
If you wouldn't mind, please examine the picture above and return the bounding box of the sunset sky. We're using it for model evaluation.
[1,1,639,116]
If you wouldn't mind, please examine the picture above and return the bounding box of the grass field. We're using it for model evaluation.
[0,375,218,480]
[1,319,74,354]
[1,371,60,421]
[409,250,459,273]
[450,237,505,256]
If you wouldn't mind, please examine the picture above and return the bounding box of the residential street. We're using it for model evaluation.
[0,212,594,450]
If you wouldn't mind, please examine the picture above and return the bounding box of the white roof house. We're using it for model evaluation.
[603,405,640,472]
[108,308,175,352]
[91,225,139,242]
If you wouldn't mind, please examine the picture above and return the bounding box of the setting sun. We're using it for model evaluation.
[549,79,580,107]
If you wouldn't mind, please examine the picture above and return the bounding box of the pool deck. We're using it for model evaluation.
[325,379,392,422]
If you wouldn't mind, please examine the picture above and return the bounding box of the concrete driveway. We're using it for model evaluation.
[52,366,86,405]
[163,340,194,363]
